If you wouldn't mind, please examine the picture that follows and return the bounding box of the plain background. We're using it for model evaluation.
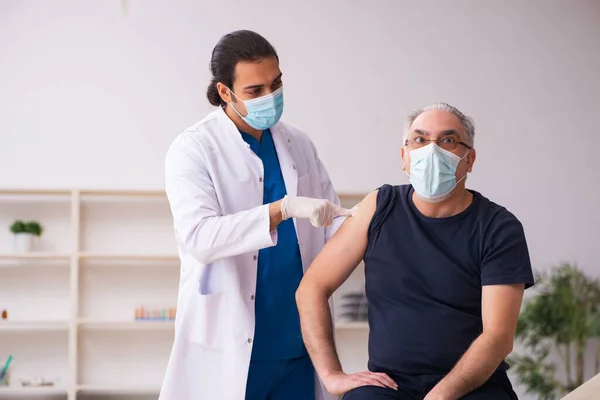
[1,0,599,398]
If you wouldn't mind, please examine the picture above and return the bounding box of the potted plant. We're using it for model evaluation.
[9,220,44,253]
[508,263,600,399]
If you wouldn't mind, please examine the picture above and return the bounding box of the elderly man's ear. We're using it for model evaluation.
[466,149,477,173]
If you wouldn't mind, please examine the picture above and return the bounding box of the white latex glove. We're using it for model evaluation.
[280,195,357,227]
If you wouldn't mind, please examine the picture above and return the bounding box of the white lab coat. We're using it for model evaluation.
[159,107,342,400]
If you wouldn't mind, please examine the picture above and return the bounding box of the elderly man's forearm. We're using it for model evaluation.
[427,332,511,399]
[296,286,343,379]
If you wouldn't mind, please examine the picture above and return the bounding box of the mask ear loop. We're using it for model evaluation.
[455,149,472,184]
[227,88,246,119]
[403,143,411,180]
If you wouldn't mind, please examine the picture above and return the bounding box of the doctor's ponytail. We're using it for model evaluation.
[206,79,222,107]
[206,30,279,108]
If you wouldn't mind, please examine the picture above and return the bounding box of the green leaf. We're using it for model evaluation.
[9,220,27,234]
[24,221,43,236]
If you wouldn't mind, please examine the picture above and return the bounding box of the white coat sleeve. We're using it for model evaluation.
[307,138,345,242]
[164,134,277,265]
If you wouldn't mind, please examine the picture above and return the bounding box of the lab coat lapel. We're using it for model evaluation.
[271,124,297,199]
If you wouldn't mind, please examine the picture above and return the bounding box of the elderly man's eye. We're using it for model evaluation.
[442,137,456,144]
[415,137,426,143]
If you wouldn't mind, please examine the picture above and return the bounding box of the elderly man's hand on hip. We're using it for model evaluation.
[322,370,398,396]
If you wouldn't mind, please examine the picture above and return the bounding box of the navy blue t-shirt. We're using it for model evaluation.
[365,184,534,375]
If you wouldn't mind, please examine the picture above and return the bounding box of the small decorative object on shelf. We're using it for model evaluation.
[134,306,176,321]
[0,371,9,387]
[20,377,56,387]
[339,292,368,322]
[1,309,7,320]
[0,355,12,386]
[9,220,44,253]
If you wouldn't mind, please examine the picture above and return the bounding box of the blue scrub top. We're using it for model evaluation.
[240,129,307,361]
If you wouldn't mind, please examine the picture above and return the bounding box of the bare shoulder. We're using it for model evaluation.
[359,190,379,213]
[300,190,380,292]
[350,190,379,222]
[335,190,379,236]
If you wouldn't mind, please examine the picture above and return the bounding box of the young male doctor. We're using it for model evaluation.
[159,30,354,400]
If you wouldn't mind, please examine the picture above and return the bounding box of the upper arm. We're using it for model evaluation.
[480,214,532,350]
[164,132,277,264]
[165,134,214,201]
[481,215,534,288]
[164,135,219,237]
[299,190,378,298]
[481,284,524,348]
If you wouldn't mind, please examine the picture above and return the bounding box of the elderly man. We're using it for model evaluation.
[296,103,534,400]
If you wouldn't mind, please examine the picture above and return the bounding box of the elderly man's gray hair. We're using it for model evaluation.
[403,103,475,146]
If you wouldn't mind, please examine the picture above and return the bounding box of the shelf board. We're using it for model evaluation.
[0,321,70,332]
[0,253,71,260]
[338,193,366,200]
[78,320,174,331]
[76,385,160,395]
[0,188,71,196]
[0,386,68,397]
[78,253,179,262]
[335,321,369,330]
[79,189,166,198]
[80,189,165,196]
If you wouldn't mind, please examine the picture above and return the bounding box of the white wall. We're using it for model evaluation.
[1,0,600,398]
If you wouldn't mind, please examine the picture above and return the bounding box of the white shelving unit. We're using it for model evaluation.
[0,189,368,399]
[0,386,68,398]
[0,321,70,332]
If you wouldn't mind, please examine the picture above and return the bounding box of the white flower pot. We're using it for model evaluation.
[13,233,34,253]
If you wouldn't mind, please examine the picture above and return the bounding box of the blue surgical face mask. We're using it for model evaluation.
[229,87,284,130]
[406,143,470,203]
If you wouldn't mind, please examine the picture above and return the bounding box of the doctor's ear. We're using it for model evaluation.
[216,82,233,104]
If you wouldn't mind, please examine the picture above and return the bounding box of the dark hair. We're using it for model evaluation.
[207,30,279,107]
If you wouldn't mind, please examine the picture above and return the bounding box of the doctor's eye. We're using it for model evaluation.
[414,137,426,144]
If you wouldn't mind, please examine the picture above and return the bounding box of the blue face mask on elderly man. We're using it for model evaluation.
[407,142,471,202]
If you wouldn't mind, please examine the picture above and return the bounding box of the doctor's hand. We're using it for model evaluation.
[280,195,356,227]
[322,371,398,395]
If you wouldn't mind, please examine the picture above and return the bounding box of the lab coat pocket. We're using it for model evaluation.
[190,291,226,350]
